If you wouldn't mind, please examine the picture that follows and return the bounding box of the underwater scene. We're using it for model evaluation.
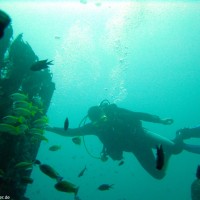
[0,0,200,200]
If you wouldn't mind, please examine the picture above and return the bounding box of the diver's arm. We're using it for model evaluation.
[46,124,97,137]
[133,112,173,125]
[118,108,173,125]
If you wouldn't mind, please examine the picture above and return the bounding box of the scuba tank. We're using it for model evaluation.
[79,99,111,161]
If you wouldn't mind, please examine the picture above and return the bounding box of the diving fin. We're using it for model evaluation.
[183,143,200,154]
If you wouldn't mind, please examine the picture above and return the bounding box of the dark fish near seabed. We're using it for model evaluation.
[49,145,61,151]
[0,10,11,39]
[196,165,200,179]
[64,117,69,131]
[54,180,79,195]
[39,164,63,182]
[78,166,87,177]
[30,59,53,71]
[156,144,164,170]
[98,184,114,191]
[118,160,124,166]
[72,137,81,145]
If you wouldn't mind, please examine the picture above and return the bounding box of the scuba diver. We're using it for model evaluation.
[46,100,200,180]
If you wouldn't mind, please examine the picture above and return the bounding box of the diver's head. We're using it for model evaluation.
[88,106,103,122]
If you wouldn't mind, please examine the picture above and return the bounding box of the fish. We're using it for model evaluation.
[118,160,124,166]
[13,107,35,117]
[10,93,28,101]
[21,176,34,184]
[64,117,69,131]
[0,123,28,135]
[54,180,79,195]
[32,116,48,128]
[78,166,86,177]
[13,100,32,110]
[0,123,16,134]
[39,164,62,182]
[29,128,44,135]
[156,144,165,170]
[97,184,114,191]
[30,59,53,71]
[49,145,61,151]
[15,161,35,170]
[31,133,48,142]
[33,116,48,123]
[0,10,11,39]
[31,105,43,114]
[72,137,81,145]
[196,165,200,179]
[2,115,26,125]
[15,159,40,170]
[18,124,29,133]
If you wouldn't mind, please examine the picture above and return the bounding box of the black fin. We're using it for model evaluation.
[64,117,69,131]
[196,165,200,179]
[156,144,164,170]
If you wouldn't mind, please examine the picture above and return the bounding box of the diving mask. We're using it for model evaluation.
[92,114,108,127]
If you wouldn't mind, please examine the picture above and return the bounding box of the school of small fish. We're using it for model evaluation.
[0,92,49,143]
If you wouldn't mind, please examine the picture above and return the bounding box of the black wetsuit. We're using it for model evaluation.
[90,104,163,160]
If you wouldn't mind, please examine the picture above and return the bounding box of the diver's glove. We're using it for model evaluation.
[161,118,174,125]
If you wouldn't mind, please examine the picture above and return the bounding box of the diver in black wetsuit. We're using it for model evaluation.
[47,100,200,179]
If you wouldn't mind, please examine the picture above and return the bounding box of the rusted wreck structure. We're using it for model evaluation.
[0,25,55,200]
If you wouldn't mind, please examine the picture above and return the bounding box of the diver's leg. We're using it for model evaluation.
[143,130,175,148]
[144,130,184,154]
[140,130,188,156]
[133,146,170,180]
